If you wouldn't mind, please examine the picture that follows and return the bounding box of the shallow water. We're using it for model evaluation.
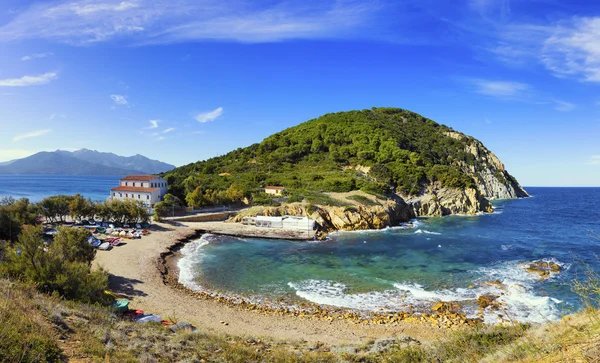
[178,187,600,323]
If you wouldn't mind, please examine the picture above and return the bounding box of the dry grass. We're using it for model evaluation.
[3,276,600,362]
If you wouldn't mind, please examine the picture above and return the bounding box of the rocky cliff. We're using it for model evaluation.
[445,131,528,200]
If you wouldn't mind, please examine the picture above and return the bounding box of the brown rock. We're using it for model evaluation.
[523,260,561,280]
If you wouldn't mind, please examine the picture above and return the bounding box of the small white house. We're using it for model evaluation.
[255,215,315,230]
[265,186,285,195]
[109,175,168,206]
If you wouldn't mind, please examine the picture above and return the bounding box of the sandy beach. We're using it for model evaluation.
[93,221,444,346]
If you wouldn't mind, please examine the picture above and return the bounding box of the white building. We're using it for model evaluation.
[109,175,168,206]
[254,215,316,230]
[264,186,285,195]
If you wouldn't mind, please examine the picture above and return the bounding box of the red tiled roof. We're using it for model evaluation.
[111,186,159,193]
[120,175,159,181]
[265,186,285,189]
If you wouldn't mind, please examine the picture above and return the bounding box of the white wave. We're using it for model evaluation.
[288,259,567,324]
[177,234,212,292]
[414,229,441,235]
[288,280,408,312]
[501,244,514,250]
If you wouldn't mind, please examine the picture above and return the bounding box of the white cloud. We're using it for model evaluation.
[491,17,600,83]
[0,0,378,45]
[470,79,530,97]
[163,127,175,133]
[145,119,159,129]
[587,155,600,165]
[541,17,600,82]
[21,52,53,61]
[553,100,575,112]
[0,72,58,87]
[49,113,55,120]
[195,107,223,123]
[110,94,128,105]
[13,129,52,142]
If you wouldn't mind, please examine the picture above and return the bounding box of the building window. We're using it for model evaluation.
[147,195,150,200]
[138,194,141,199]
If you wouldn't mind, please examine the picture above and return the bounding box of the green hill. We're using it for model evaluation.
[164,107,526,211]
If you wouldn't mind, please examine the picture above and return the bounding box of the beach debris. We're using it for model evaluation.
[111,299,130,313]
[135,314,162,324]
[522,260,561,280]
[168,321,196,332]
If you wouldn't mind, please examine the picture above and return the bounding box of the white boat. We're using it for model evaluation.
[98,242,110,250]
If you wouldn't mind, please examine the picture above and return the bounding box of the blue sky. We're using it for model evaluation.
[0,0,599,186]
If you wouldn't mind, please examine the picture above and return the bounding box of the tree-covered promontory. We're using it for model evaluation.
[164,107,526,207]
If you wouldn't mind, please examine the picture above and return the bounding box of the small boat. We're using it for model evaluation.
[135,314,162,324]
[89,219,96,225]
[98,242,110,250]
[141,229,151,235]
[91,239,102,248]
[111,299,130,313]
[135,223,142,229]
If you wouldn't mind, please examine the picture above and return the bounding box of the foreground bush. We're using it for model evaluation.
[0,225,110,304]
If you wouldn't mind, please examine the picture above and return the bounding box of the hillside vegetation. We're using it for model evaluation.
[164,107,521,208]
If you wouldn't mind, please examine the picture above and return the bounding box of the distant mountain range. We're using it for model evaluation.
[0,149,175,176]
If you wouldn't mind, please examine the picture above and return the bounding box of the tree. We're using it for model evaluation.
[186,186,205,207]
[225,184,245,204]
[0,225,110,304]
[153,201,168,221]
[68,194,94,221]
[163,193,183,207]
[51,227,95,266]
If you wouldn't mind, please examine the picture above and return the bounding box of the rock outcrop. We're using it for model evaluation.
[402,183,492,217]
[446,131,529,200]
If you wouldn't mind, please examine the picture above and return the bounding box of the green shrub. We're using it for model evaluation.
[0,225,110,304]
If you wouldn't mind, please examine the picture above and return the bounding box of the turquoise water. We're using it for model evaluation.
[178,187,600,323]
[0,175,120,202]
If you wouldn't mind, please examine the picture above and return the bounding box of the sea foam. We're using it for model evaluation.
[287,259,568,324]
[177,234,212,292]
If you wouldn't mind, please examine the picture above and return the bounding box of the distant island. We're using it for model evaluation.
[0,149,175,176]
[164,107,528,231]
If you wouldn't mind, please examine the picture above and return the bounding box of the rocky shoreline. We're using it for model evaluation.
[156,228,485,330]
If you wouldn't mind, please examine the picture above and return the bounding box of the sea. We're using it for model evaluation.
[0,175,120,203]
[2,176,599,324]
[177,187,600,324]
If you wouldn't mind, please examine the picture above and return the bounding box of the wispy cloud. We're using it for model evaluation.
[469,79,531,97]
[110,94,128,106]
[49,113,55,120]
[13,129,52,142]
[587,155,600,166]
[163,127,175,133]
[0,72,58,87]
[541,17,600,82]
[553,100,575,112]
[195,107,223,123]
[145,120,160,129]
[21,52,53,61]
[490,17,600,83]
[0,0,379,45]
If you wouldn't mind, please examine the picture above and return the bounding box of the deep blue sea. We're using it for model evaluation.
[0,175,120,203]
[178,187,600,324]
